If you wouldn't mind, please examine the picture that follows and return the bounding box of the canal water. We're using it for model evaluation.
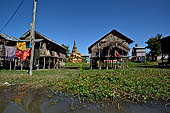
[0,91,169,113]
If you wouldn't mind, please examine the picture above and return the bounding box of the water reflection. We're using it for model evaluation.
[0,91,169,113]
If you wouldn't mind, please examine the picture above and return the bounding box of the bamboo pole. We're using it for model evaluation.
[29,0,38,76]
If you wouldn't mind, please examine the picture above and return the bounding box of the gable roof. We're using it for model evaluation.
[88,30,134,52]
[20,30,66,50]
[0,33,18,41]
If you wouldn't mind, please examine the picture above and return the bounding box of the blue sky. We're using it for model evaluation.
[0,0,170,55]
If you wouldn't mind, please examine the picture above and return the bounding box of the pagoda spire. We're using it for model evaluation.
[72,40,78,53]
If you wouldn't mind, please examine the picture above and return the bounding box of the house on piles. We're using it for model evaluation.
[0,33,18,69]
[131,44,146,62]
[19,30,66,69]
[159,35,170,67]
[88,30,133,69]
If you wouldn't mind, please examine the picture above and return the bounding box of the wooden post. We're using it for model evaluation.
[14,59,16,70]
[98,44,101,70]
[56,58,59,69]
[53,57,55,69]
[48,58,50,69]
[43,57,45,69]
[106,49,110,70]
[29,0,38,76]
[37,59,39,70]
[122,59,124,69]
[21,62,23,71]
[90,58,92,70]
[10,61,12,71]
[127,57,128,68]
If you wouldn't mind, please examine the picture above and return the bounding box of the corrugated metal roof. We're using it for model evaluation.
[0,33,18,41]
[20,30,66,50]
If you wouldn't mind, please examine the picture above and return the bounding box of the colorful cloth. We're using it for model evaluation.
[46,50,51,56]
[40,49,45,56]
[54,52,58,57]
[22,48,31,62]
[16,50,24,59]
[17,42,26,51]
[29,43,32,48]
[114,50,120,57]
[5,46,17,60]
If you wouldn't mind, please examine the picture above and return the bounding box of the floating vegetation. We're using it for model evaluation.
[56,68,170,103]
[0,63,169,103]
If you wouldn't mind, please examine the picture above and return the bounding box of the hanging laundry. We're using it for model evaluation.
[46,50,51,56]
[17,42,26,51]
[22,48,31,62]
[29,42,32,48]
[16,50,24,59]
[54,51,58,57]
[114,50,120,57]
[40,49,45,56]
[42,43,47,51]
[5,46,17,61]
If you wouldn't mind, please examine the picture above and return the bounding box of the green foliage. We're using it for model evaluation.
[145,34,162,61]
[0,62,169,103]
[56,68,170,103]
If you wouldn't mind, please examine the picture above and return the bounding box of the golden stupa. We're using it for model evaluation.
[68,40,82,63]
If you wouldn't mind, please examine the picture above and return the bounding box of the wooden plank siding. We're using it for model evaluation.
[88,30,133,69]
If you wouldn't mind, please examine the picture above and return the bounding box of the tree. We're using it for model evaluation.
[61,44,70,57]
[145,34,162,61]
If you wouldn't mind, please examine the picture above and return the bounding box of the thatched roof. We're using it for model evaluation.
[88,30,134,53]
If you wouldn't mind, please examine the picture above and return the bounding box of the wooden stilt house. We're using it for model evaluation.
[88,30,133,69]
[160,36,170,67]
[0,33,19,69]
[19,30,66,69]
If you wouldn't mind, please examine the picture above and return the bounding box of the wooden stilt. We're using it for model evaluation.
[106,58,109,70]
[14,59,16,70]
[90,58,92,70]
[56,58,58,69]
[21,62,23,71]
[106,49,110,70]
[53,57,55,69]
[10,61,12,71]
[37,59,39,70]
[122,60,124,69]
[43,57,45,69]
[48,58,50,69]
[99,58,101,70]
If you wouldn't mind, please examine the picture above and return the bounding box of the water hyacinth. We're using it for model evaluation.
[0,62,169,103]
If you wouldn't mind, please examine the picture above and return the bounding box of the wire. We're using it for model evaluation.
[0,0,25,32]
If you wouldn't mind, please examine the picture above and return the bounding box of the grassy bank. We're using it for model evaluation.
[0,62,169,103]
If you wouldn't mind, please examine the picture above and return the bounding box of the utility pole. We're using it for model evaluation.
[29,0,38,76]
